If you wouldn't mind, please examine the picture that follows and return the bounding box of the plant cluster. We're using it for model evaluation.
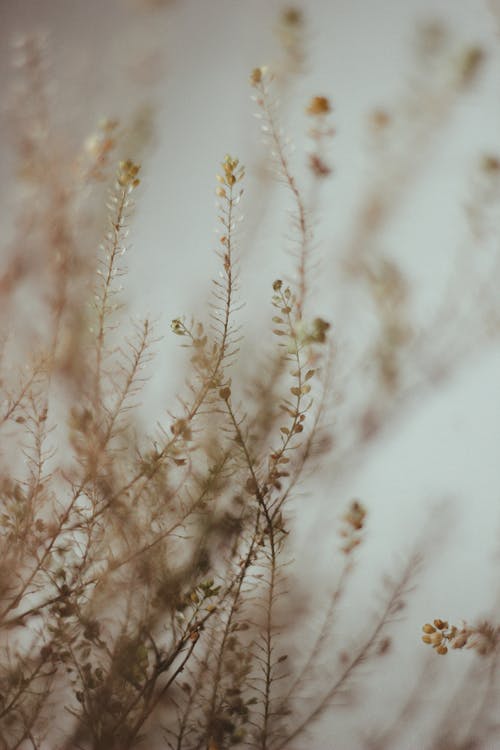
[1,6,500,750]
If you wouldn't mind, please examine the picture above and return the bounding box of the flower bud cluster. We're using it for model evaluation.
[216,154,244,190]
[421,619,499,657]
[339,500,366,554]
[117,159,140,189]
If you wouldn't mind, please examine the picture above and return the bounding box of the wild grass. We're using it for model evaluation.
[1,8,500,750]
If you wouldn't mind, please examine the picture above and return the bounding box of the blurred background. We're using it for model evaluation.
[2,0,500,746]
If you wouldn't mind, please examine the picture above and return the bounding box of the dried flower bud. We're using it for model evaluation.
[309,154,331,178]
[171,318,186,335]
[434,619,448,630]
[306,96,331,116]
[430,631,443,646]
[220,154,244,187]
[344,500,366,530]
[117,159,140,188]
[250,67,263,86]
[340,499,366,554]
[452,633,469,649]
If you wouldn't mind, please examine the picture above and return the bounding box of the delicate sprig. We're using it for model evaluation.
[93,159,141,411]
[251,67,312,320]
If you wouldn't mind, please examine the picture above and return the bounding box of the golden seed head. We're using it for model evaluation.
[344,499,366,530]
[220,154,244,187]
[171,318,185,336]
[223,155,238,172]
[117,159,141,188]
[434,619,448,630]
[422,623,436,634]
[306,96,331,116]
[421,635,432,644]
[436,645,448,655]
[250,67,263,86]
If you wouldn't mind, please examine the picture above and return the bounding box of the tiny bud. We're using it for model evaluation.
[459,46,484,87]
[306,96,331,116]
[369,108,391,130]
[452,634,468,649]
[250,67,263,86]
[434,619,448,630]
[171,318,186,336]
[481,155,500,173]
